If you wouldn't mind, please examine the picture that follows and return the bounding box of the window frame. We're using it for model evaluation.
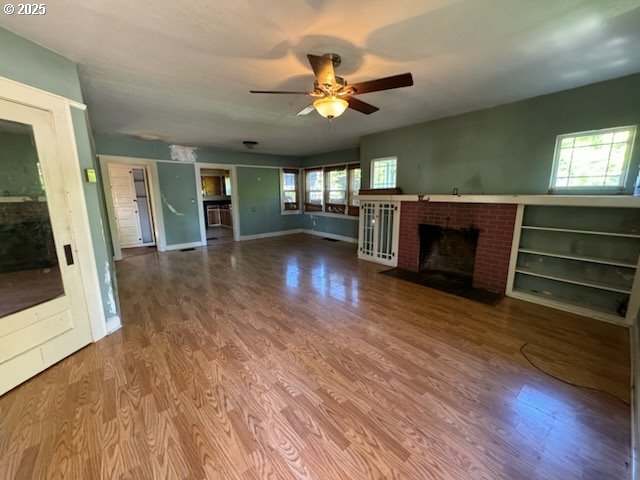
[324,165,348,214]
[280,168,301,214]
[302,162,361,217]
[548,125,637,193]
[304,167,324,212]
[370,156,398,189]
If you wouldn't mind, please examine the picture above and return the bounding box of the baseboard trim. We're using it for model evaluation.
[164,241,204,251]
[105,315,122,335]
[240,229,303,241]
[303,229,358,244]
[632,322,639,480]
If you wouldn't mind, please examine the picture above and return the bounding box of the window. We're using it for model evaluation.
[347,164,361,216]
[304,168,323,211]
[371,157,397,189]
[550,126,636,191]
[324,165,347,214]
[224,175,232,195]
[281,168,300,212]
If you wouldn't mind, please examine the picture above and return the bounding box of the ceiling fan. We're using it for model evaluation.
[250,53,414,119]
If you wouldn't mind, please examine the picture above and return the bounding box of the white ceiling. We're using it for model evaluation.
[2,0,640,156]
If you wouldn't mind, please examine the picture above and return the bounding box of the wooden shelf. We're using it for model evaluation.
[518,248,637,269]
[521,225,640,238]
[509,289,629,326]
[515,268,632,294]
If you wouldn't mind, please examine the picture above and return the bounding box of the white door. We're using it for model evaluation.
[108,164,143,247]
[358,201,400,266]
[0,98,93,395]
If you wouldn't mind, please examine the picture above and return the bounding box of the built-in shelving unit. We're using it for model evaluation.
[509,205,640,325]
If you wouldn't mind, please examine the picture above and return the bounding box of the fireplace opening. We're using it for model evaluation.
[418,223,479,285]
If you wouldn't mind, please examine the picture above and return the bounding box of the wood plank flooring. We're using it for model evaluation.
[0,234,631,479]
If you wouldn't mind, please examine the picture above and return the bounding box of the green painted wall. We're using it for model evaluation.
[302,214,358,239]
[0,131,43,197]
[156,163,201,245]
[95,134,301,167]
[0,27,83,102]
[0,27,116,327]
[301,147,360,168]
[236,167,302,236]
[360,73,640,195]
[71,108,119,320]
[300,147,360,239]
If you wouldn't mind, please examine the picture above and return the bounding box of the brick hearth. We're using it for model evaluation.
[398,202,517,293]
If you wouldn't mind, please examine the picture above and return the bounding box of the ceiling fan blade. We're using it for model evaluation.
[296,104,315,116]
[307,54,336,88]
[347,97,379,115]
[349,73,413,95]
[249,90,310,94]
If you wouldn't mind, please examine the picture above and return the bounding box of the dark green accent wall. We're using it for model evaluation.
[360,73,640,195]
[156,163,201,245]
[236,167,302,236]
[0,27,83,102]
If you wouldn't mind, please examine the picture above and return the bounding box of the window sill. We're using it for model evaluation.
[281,210,302,215]
[303,211,359,221]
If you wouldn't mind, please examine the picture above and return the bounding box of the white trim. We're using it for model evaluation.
[0,75,87,110]
[632,321,639,480]
[59,104,108,341]
[304,160,360,170]
[549,125,637,192]
[164,241,204,251]
[99,156,165,257]
[279,167,302,215]
[303,229,358,244]
[195,162,240,241]
[627,255,640,324]
[0,75,108,341]
[304,211,359,221]
[357,193,640,208]
[240,229,303,241]
[521,225,640,238]
[105,315,122,334]
[505,204,524,296]
[518,248,637,268]
[370,156,398,189]
[507,290,631,327]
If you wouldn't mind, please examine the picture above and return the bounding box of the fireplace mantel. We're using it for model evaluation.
[356,194,640,208]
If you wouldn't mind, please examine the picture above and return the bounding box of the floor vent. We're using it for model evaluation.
[323,238,339,242]
[180,248,196,252]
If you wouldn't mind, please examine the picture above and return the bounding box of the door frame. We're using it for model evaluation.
[0,75,107,341]
[195,162,240,242]
[100,156,164,260]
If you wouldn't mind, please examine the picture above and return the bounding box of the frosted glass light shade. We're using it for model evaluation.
[313,96,348,119]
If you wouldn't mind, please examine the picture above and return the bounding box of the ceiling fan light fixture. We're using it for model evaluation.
[313,96,349,119]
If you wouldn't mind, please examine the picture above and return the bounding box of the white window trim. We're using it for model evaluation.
[370,156,398,189]
[548,125,637,193]
[302,162,361,217]
[280,168,302,215]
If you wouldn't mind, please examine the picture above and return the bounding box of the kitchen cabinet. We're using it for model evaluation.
[202,176,222,197]
[220,208,232,227]
[207,206,220,226]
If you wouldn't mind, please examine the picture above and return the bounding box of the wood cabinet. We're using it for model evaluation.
[202,176,222,197]
[220,208,232,227]
[207,206,220,226]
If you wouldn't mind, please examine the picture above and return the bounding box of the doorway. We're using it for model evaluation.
[0,97,93,395]
[195,164,239,245]
[108,163,156,250]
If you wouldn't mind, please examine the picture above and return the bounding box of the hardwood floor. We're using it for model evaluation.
[0,234,631,479]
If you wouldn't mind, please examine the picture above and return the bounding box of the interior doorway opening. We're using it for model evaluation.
[195,164,240,245]
[107,163,157,251]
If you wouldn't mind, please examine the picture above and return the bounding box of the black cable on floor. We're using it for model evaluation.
[519,342,630,406]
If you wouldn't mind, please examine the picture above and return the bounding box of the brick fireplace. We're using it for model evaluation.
[398,201,518,293]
